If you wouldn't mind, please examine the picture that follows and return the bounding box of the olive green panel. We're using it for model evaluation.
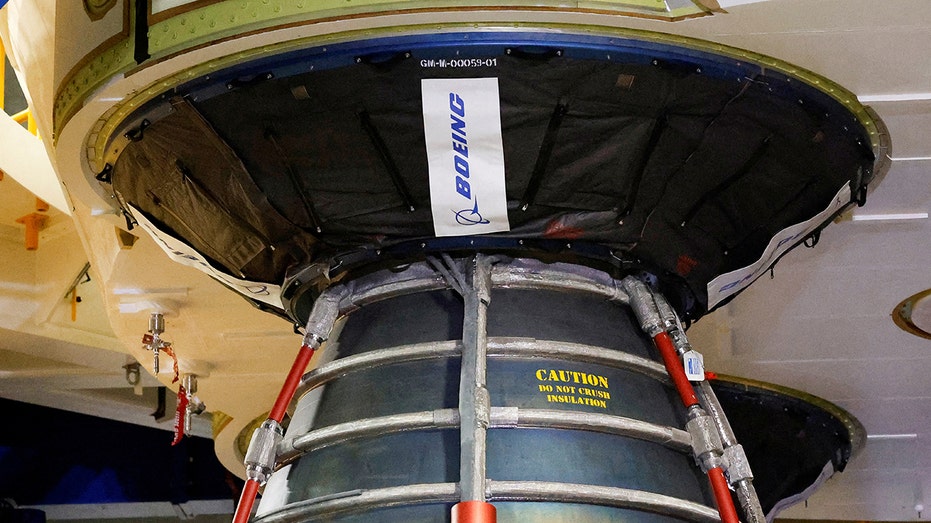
[60,1,885,178]
[55,0,716,140]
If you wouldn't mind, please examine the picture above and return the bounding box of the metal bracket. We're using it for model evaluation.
[723,444,754,483]
[687,413,725,472]
[244,419,284,486]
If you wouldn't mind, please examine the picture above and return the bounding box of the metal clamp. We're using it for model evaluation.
[723,444,754,484]
[301,287,347,349]
[686,412,725,472]
[244,419,284,486]
[653,292,680,333]
[621,277,664,337]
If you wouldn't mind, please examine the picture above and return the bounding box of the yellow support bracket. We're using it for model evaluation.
[11,109,29,124]
[15,212,49,251]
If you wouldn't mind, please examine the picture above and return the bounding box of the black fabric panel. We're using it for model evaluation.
[629,82,862,304]
[107,47,875,315]
[196,76,415,225]
[710,378,857,515]
[112,99,314,281]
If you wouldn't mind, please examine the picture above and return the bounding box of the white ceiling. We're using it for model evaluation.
[0,1,929,520]
[675,2,931,519]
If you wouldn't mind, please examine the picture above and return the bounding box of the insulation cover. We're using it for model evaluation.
[103,31,882,320]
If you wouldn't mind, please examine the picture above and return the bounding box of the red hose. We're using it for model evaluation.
[708,466,740,523]
[232,479,261,523]
[652,332,739,523]
[269,343,316,422]
[651,332,699,407]
[231,343,318,523]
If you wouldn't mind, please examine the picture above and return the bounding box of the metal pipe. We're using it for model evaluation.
[490,261,628,304]
[696,382,736,446]
[279,409,461,466]
[296,341,462,397]
[278,407,693,466]
[232,286,344,523]
[650,336,737,523]
[699,381,766,523]
[255,483,461,522]
[454,254,496,520]
[339,266,446,313]
[708,467,740,523]
[490,338,669,384]
[621,277,664,337]
[233,346,313,523]
[254,480,722,522]
[735,480,766,523]
[451,501,497,523]
[487,480,721,522]
[659,288,763,522]
[512,408,692,453]
[297,257,632,323]
[625,279,740,523]
[268,344,316,423]
[294,337,670,401]
[660,287,763,522]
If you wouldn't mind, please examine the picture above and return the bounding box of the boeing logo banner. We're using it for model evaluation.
[422,77,510,237]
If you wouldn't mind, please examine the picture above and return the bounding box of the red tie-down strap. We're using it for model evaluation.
[172,384,188,446]
[161,344,180,383]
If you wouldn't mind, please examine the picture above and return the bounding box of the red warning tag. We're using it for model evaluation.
[171,385,188,446]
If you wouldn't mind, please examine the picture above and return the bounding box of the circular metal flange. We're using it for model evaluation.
[892,288,931,340]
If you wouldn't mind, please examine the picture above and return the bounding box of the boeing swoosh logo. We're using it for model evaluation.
[454,199,490,226]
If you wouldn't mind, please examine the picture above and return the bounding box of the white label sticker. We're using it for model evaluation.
[683,350,705,382]
[422,77,510,237]
[706,185,851,308]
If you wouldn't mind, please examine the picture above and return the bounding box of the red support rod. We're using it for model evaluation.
[231,343,318,523]
[269,344,317,422]
[232,479,261,523]
[452,501,497,523]
[651,332,699,407]
[651,331,739,523]
[708,466,740,523]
